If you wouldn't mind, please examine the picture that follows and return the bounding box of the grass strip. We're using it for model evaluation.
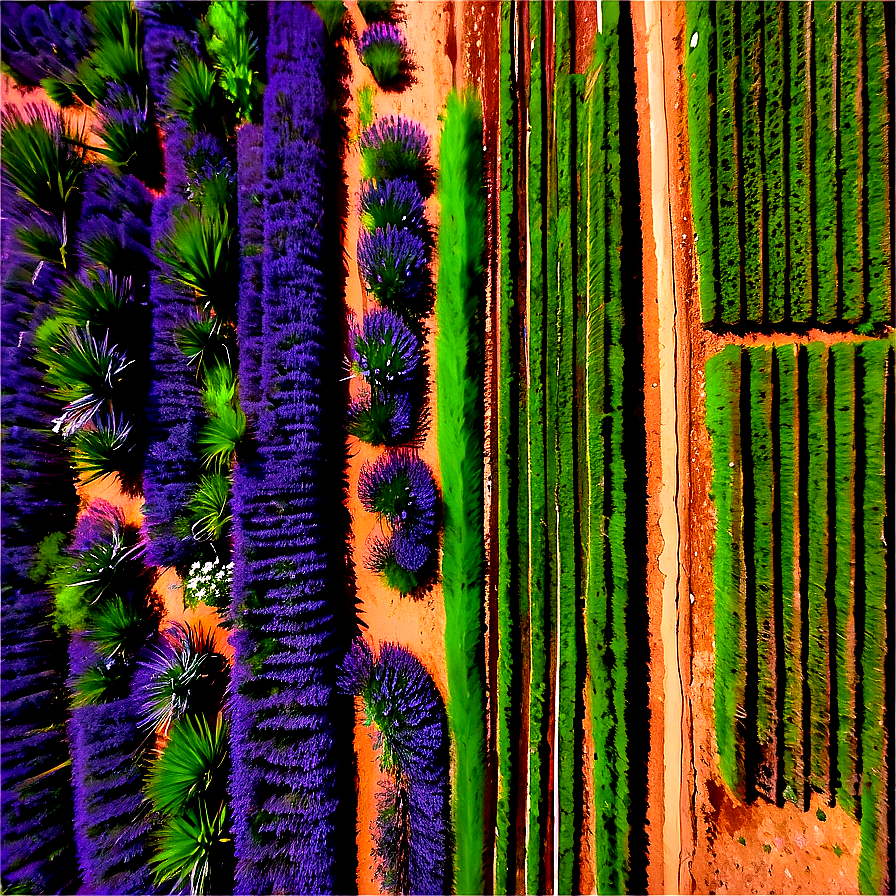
[715,1,741,325]
[804,341,831,792]
[706,344,746,795]
[684,0,715,324]
[552,4,578,892]
[775,344,803,803]
[864,3,892,327]
[838,3,864,327]
[525,5,549,892]
[813,2,838,324]
[830,342,857,815]
[787,1,813,322]
[748,347,776,748]
[494,3,515,892]
[763,3,786,324]
[739,1,763,324]
[436,87,487,896]
[856,340,889,894]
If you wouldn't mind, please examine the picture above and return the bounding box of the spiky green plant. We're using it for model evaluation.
[146,715,229,816]
[312,1,347,36]
[198,363,245,469]
[70,416,137,487]
[139,625,229,734]
[1,106,88,218]
[56,273,133,340]
[78,1,143,99]
[435,86,487,896]
[156,206,236,321]
[151,802,230,895]
[205,1,259,121]
[94,108,157,180]
[40,328,133,437]
[14,218,66,266]
[165,56,227,135]
[176,319,233,372]
[70,660,130,707]
[184,474,232,543]
[86,596,158,662]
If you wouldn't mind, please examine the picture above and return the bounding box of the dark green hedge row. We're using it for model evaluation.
[686,1,892,330]
[705,339,892,890]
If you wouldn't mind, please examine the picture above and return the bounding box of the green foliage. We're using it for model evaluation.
[184,474,232,543]
[739,2,763,323]
[714,2,741,325]
[175,318,233,373]
[371,552,427,597]
[70,660,130,707]
[705,345,745,795]
[857,341,889,895]
[147,715,228,817]
[357,85,376,130]
[748,348,775,747]
[831,343,857,814]
[813,2,838,324]
[435,86,486,896]
[359,41,405,89]
[79,1,143,100]
[40,328,133,437]
[151,802,229,895]
[87,595,158,661]
[70,416,135,487]
[357,0,394,23]
[312,1,347,36]
[205,1,259,121]
[775,345,803,804]
[56,272,132,340]
[804,342,830,791]
[28,532,68,585]
[493,4,515,889]
[14,219,66,267]
[156,205,236,321]
[165,56,227,136]
[94,104,157,180]
[347,392,409,446]
[0,106,88,219]
[140,625,229,734]
[197,363,245,470]
[685,1,715,323]
[865,3,891,327]
[41,76,80,108]
[763,3,786,324]
[787,1,812,322]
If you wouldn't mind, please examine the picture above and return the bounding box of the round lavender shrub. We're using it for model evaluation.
[348,389,414,446]
[351,308,421,391]
[358,115,433,195]
[358,449,437,534]
[357,225,429,320]
[359,177,429,241]
[357,22,408,88]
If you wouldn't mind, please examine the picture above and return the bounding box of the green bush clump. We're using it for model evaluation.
[165,56,228,136]
[435,86,487,896]
[705,345,745,795]
[804,342,831,792]
[205,1,259,121]
[312,1,347,36]
[197,363,246,470]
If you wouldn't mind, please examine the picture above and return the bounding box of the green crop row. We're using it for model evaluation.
[740,3,763,324]
[493,4,516,892]
[525,5,549,892]
[705,345,746,795]
[435,88,488,896]
[763,3,786,324]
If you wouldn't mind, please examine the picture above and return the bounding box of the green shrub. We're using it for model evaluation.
[151,803,229,895]
[685,1,715,323]
[184,474,232,544]
[357,1,394,23]
[357,32,406,88]
[79,1,143,100]
[357,84,376,130]
[86,596,158,662]
[70,417,137,490]
[70,660,130,707]
[865,3,891,327]
[165,56,227,136]
[175,318,234,373]
[705,345,745,795]
[205,1,259,121]
[813,2,838,324]
[312,1,347,36]
[198,363,245,470]
[739,2,763,323]
[435,86,487,896]
[804,342,830,791]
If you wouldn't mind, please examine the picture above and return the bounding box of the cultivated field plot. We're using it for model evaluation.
[0,2,891,895]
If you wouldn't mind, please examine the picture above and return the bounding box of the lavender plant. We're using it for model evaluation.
[357,23,409,88]
[338,639,450,895]
[350,308,422,391]
[357,225,430,321]
[358,115,433,195]
[360,177,430,242]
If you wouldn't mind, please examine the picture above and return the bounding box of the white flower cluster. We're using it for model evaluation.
[182,558,234,610]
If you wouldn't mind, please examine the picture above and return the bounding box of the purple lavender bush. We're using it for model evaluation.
[229,5,354,892]
[359,177,430,243]
[356,22,409,89]
[338,639,450,895]
[357,225,430,321]
[69,663,157,896]
[358,115,433,196]
[0,586,77,894]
